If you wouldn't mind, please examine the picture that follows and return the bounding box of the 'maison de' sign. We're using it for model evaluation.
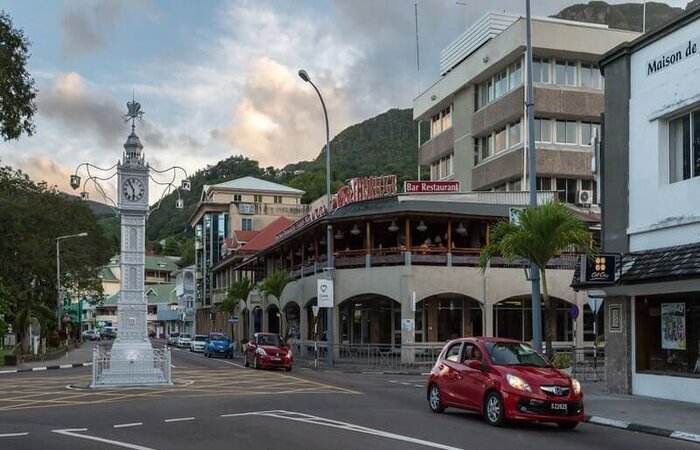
[647,37,700,76]
[277,175,398,240]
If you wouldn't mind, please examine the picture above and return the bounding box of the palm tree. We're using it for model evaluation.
[219,278,253,342]
[478,202,591,358]
[258,271,293,340]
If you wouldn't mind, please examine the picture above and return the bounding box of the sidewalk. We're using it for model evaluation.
[583,382,700,443]
[13,343,95,371]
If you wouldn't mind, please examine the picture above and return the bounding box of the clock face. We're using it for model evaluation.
[122,177,145,202]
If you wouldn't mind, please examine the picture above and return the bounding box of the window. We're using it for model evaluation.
[477,136,492,161]
[495,69,508,99]
[241,218,253,231]
[555,60,576,86]
[233,194,242,202]
[509,60,522,89]
[462,343,484,362]
[474,139,481,165]
[445,343,462,363]
[274,195,282,204]
[556,178,578,204]
[253,194,262,203]
[430,163,438,181]
[556,120,578,145]
[494,128,507,152]
[581,122,600,146]
[439,158,447,179]
[479,80,492,108]
[536,177,551,191]
[509,120,522,147]
[669,113,693,183]
[494,183,506,192]
[441,106,452,131]
[431,114,441,137]
[447,153,454,176]
[532,58,551,83]
[580,63,602,89]
[508,179,522,191]
[535,118,552,143]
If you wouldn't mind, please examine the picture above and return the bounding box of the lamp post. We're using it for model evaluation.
[298,69,334,367]
[56,232,88,331]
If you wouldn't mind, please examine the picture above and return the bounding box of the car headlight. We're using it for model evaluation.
[506,373,531,392]
[255,347,267,356]
[571,378,581,395]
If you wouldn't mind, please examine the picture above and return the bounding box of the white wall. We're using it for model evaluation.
[628,21,700,251]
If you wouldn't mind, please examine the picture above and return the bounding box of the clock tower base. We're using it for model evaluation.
[91,341,172,387]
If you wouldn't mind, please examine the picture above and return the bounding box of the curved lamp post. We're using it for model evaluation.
[56,232,88,331]
[298,69,334,367]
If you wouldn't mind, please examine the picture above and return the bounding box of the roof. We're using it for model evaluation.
[100,267,118,282]
[108,255,179,272]
[241,217,294,252]
[601,5,700,72]
[234,230,261,243]
[101,283,177,306]
[203,176,304,196]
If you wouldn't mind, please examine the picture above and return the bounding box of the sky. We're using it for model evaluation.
[0,0,692,203]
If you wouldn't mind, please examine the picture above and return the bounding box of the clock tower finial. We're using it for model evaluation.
[122,95,145,166]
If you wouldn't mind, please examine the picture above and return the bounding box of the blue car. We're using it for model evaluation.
[203,332,233,358]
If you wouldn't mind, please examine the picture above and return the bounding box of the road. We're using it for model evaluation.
[0,344,695,450]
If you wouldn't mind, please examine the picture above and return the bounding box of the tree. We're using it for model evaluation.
[219,278,253,340]
[478,202,591,358]
[0,11,37,141]
[258,271,293,341]
[178,237,195,268]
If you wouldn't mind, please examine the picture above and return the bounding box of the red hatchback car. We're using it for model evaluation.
[427,337,584,429]
[244,332,293,371]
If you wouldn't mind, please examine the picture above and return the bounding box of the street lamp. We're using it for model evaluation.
[56,232,88,331]
[298,69,334,367]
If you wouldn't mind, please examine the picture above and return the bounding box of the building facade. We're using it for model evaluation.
[414,12,638,204]
[597,7,700,403]
[188,176,308,332]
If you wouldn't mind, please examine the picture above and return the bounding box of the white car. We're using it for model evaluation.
[190,334,207,352]
[176,333,192,348]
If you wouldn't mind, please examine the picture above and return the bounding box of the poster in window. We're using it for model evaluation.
[661,303,686,350]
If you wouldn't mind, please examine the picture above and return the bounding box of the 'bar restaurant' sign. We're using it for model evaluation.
[580,253,617,285]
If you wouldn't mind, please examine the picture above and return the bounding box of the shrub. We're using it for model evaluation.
[551,353,571,369]
[47,330,60,348]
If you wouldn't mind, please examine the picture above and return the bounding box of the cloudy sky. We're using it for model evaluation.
[0,0,692,202]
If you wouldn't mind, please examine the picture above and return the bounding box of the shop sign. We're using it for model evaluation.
[661,303,686,350]
[277,175,398,240]
[402,319,415,332]
[647,37,700,77]
[581,254,617,285]
[404,180,460,193]
[317,279,334,308]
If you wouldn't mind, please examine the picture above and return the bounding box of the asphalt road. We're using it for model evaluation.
[0,345,695,450]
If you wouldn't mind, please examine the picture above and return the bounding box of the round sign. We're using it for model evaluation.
[568,305,580,320]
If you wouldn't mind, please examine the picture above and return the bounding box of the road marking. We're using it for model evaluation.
[588,416,630,429]
[400,382,410,386]
[413,384,423,388]
[52,428,154,450]
[114,423,143,429]
[388,380,398,383]
[0,432,29,437]
[164,417,195,423]
[670,431,700,443]
[222,410,464,450]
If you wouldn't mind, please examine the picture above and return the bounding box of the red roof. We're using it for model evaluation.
[233,230,261,243]
[241,217,294,252]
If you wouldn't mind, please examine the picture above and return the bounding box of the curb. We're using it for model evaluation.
[0,362,93,375]
[586,415,700,444]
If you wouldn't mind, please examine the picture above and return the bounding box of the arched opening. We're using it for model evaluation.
[283,302,301,340]
[493,296,574,342]
[416,294,483,342]
[252,306,263,333]
[338,295,400,345]
[267,305,281,334]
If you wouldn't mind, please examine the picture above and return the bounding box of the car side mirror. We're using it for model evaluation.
[467,360,488,372]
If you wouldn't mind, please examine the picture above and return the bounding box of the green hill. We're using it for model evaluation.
[553,1,686,32]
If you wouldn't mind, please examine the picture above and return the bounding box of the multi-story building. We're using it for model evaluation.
[413,12,638,205]
[172,265,196,336]
[589,7,700,403]
[99,254,178,296]
[188,176,308,330]
[95,283,177,338]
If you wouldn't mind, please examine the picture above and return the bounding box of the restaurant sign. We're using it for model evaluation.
[580,253,617,285]
[276,175,398,240]
[404,180,460,193]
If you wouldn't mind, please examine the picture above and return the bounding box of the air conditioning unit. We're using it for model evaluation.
[577,190,593,206]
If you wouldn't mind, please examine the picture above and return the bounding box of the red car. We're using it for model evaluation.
[427,337,584,429]
[244,332,293,371]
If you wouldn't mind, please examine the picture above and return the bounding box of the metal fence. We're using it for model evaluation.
[91,345,172,387]
[552,347,606,382]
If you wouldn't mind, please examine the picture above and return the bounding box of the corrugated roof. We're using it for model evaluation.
[108,255,179,272]
[100,267,118,281]
[204,176,304,195]
[241,217,294,252]
[101,283,177,306]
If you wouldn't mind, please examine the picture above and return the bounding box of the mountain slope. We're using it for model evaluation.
[553,1,685,32]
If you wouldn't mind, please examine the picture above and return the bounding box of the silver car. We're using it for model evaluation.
[176,333,192,348]
[190,334,207,352]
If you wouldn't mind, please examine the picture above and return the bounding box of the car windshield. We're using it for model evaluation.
[180,334,191,339]
[257,334,284,346]
[194,335,207,341]
[485,342,550,368]
[209,333,229,341]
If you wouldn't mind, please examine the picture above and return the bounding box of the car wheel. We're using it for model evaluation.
[557,421,579,430]
[244,354,250,367]
[428,384,445,413]
[484,391,506,427]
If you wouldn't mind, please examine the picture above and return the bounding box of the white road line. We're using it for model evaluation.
[388,380,398,383]
[0,432,29,437]
[164,417,195,423]
[32,367,47,371]
[670,431,700,443]
[413,384,423,388]
[114,423,143,429]
[400,382,410,386]
[52,429,154,450]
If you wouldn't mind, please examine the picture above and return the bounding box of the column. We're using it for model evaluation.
[400,297,416,364]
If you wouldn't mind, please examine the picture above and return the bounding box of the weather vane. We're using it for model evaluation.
[122,92,144,131]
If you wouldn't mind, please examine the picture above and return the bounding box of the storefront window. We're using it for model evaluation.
[494,297,573,342]
[635,295,700,377]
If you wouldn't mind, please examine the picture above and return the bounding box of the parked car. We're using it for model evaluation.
[167,332,180,346]
[190,334,207,352]
[101,327,117,339]
[177,333,192,348]
[81,329,100,341]
[204,332,233,358]
[427,337,584,429]
[244,332,292,371]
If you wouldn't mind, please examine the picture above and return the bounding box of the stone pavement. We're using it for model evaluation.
[583,382,700,443]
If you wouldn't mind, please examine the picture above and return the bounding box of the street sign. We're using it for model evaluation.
[587,296,604,316]
[317,279,334,308]
[311,306,320,317]
[228,316,239,324]
[569,304,579,320]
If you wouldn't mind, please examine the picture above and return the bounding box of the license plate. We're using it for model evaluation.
[551,403,568,413]
[273,357,281,361]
